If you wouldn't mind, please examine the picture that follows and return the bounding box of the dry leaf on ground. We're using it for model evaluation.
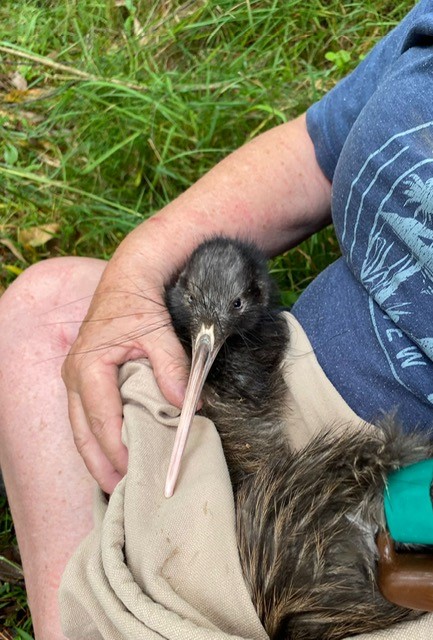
[18,223,60,248]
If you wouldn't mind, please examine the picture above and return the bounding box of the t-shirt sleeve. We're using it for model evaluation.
[306,0,433,182]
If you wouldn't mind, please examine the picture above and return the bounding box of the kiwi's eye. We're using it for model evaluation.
[186,293,195,304]
[233,297,243,310]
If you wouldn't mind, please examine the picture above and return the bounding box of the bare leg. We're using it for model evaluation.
[0,257,106,640]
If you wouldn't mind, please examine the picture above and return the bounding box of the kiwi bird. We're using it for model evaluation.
[164,236,432,639]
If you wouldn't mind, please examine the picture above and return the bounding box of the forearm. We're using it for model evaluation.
[114,112,332,283]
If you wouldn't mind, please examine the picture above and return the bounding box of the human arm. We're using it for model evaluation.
[61,112,332,493]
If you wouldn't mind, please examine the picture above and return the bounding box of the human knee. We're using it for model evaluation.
[0,257,105,318]
[0,257,106,353]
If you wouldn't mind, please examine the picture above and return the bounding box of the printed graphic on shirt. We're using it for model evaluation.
[340,121,433,404]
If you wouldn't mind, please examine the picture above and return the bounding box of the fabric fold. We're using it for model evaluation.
[60,357,267,640]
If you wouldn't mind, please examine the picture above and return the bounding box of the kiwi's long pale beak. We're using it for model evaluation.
[165,325,221,498]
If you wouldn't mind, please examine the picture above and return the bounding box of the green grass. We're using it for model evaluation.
[0,496,31,636]
[0,0,414,634]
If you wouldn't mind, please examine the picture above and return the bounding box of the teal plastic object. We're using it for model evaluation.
[384,459,433,545]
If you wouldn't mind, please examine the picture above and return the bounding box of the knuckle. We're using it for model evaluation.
[156,357,187,384]
[88,414,108,440]
[61,342,96,386]
[72,436,117,492]
[60,356,71,381]
[61,352,81,386]
[72,429,90,458]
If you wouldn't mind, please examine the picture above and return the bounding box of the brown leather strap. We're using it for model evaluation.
[377,531,433,611]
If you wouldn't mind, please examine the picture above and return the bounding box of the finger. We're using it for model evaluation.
[67,389,124,494]
[77,359,128,470]
[148,328,190,408]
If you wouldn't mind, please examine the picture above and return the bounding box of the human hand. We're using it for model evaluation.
[61,235,189,494]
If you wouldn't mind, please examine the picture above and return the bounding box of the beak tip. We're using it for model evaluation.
[164,472,176,498]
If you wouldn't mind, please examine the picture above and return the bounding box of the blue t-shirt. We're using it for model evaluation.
[293,0,433,430]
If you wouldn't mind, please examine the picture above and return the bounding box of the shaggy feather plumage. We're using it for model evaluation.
[233,421,431,639]
[166,237,432,639]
